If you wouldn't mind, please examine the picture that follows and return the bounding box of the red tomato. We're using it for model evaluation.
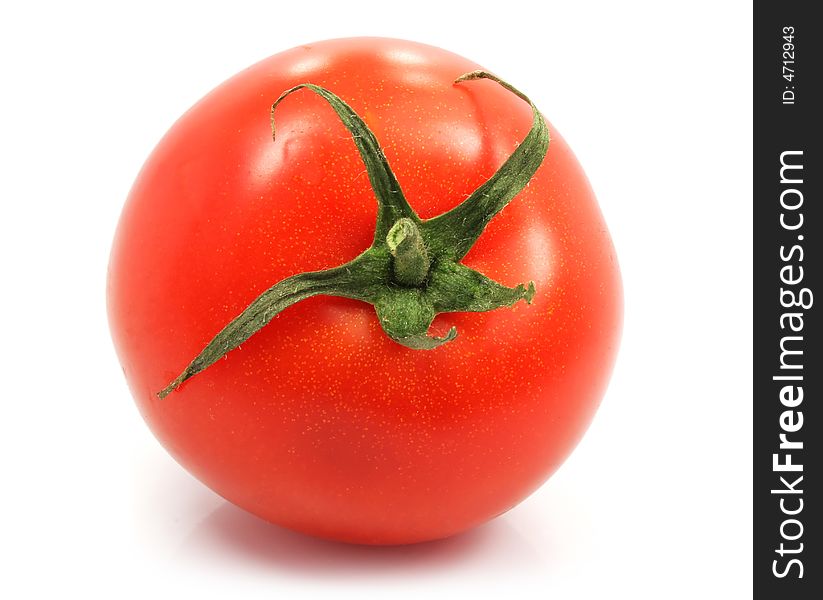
[108,38,622,545]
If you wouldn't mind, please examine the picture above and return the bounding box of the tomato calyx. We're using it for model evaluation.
[157,71,549,399]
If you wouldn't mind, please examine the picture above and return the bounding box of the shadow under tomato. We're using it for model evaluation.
[177,500,546,577]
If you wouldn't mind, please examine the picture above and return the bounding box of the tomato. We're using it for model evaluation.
[108,37,622,545]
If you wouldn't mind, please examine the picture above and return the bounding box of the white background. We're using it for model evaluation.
[0,1,752,598]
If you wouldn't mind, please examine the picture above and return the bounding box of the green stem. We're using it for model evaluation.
[157,252,388,399]
[423,71,550,260]
[386,218,429,286]
[271,84,419,245]
[158,71,549,398]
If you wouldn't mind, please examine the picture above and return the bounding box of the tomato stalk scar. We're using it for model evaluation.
[157,71,549,399]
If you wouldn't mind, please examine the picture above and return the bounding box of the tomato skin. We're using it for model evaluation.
[108,38,622,544]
